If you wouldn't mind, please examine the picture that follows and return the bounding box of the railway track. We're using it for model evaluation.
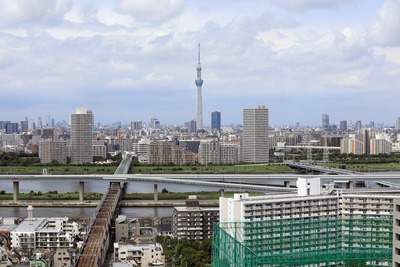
[76,182,122,267]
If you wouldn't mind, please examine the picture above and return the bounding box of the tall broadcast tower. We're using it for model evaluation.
[195,43,203,130]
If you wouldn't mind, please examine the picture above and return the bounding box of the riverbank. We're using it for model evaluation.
[0,199,219,207]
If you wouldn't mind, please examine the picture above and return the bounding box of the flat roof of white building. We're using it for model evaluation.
[13,218,46,233]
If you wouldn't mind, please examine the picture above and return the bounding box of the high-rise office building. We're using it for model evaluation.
[195,43,203,130]
[322,114,329,131]
[150,118,160,129]
[70,107,93,164]
[242,105,269,163]
[354,120,362,131]
[339,120,347,131]
[396,117,400,131]
[131,121,143,131]
[185,120,197,134]
[211,111,221,133]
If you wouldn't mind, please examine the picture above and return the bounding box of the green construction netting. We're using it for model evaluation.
[212,217,392,267]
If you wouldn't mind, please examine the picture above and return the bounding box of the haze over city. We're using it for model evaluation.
[0,0,399,126]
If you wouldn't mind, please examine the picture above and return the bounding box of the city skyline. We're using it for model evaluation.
[0,1,399,126]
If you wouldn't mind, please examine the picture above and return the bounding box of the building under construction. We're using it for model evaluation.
[212,217,392,266]
[213,177,400,266]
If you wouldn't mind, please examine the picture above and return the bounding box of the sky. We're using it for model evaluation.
[1,0,400,127]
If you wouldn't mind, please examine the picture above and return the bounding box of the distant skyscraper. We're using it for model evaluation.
[151,118,160,129]
[195,43,203,130]
[70,107,94,164]
[354,120,362,131]
[339,120,348,131]
[185,120,197,134]
[37,117,42,129]
[243,105,269,163]
[396,117,400,131]
[131,121,143,131]
[20,121,29,132]
[322,114,329,131]
[211,111,221,133]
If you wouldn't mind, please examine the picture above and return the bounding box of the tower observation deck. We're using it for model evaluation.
[195,43,203,130]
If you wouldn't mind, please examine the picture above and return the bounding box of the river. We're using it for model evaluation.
[0,206,174,218]
[0,180,227,219]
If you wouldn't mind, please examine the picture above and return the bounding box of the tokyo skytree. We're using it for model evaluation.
[195,43,203,130]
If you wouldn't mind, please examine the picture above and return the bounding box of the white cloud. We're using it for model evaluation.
[0,1,399,125]
[367,0,400,46]
[278,0,360,10]
[116,0,184,24]
[0,0,72,24]
[143,73,175,84]
[106,78,137,88]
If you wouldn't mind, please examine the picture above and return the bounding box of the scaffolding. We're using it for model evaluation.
[212,217,392,267]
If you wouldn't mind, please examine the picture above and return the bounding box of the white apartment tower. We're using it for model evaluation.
[242,105,269,163]
[70,107,94,164]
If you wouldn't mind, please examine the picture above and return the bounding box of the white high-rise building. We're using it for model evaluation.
[70,107,93,164]
[242,105,269,163]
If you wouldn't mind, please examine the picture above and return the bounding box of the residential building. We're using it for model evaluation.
[322,113,329,131]
[370,138,392,155]
[220,178,339,223]
[92,140,107,158]
[220,143,239,164]
[340,138,363,154]
[178,140,200,154]
[38,140,67,164]
[53,248,72,267]
[113,242,164,267]
[198,140,239,165]
[242,105,269,163]
[393,199,400,266]
[70,107,94,164]
[215,178,397,266]
[198,139,220,165]
[115,215,130,242]
[147,140,196,165]
[133,138,152,164]
[172,196,219,240]
[11,217,78,252]
[359,129,371,154]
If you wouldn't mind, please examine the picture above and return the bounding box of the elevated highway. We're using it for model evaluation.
[286,162,358,175]
[2,173,400,182]
[2,173,400,198]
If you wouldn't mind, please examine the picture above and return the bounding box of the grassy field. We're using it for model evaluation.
[0,190,263,201]
[323,163,400,172]
[0,166,117,174]
[132,164,293,174]
[0,164,293,174]
[0,192,103,200]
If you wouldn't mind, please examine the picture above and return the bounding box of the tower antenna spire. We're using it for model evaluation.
[195,43,204,130]
[198,43,201,65]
